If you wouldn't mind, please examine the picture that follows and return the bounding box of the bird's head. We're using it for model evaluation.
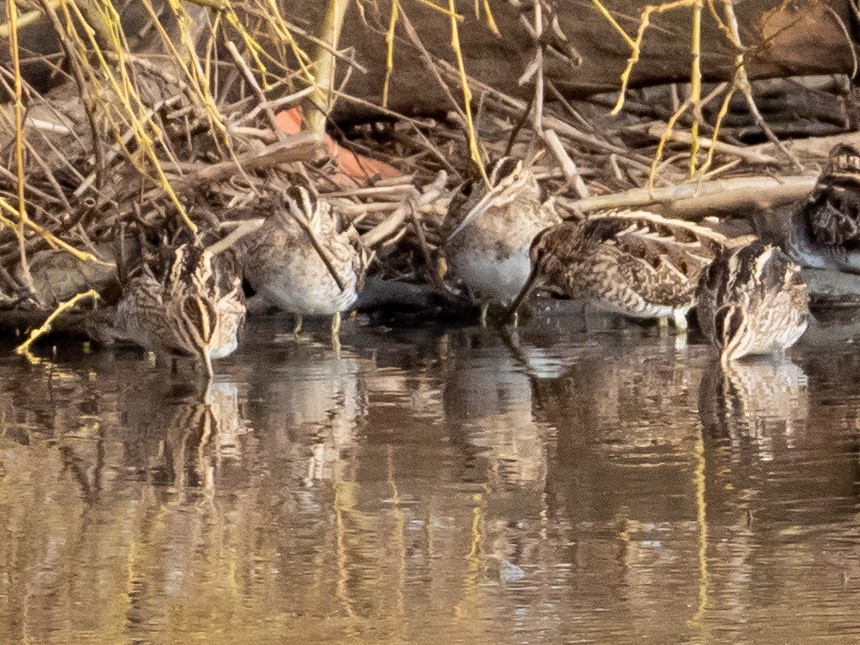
[283,184,322,232]
[447,157,537,242]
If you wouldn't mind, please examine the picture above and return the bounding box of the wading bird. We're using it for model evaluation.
[112,241,246,379]
[505,211,728,330]
[756,143,860,272]
[444,156,560,323]
[242,185,367,340]
[696,239,809,365]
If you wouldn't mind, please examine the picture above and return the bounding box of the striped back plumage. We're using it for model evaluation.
[696,239,809,362]
[804,144,860,248]
[116,239,245,376]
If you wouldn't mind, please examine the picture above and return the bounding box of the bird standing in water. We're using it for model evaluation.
[242,185,367,341]
[755,143,860,272]
[111,241,246,379]
[696,239,809,365]
[444,156,560,323]
[505,211,728,330]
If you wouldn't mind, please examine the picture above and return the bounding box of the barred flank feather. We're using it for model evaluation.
[508,211,728,329]
[696,239,809,363]
[114,242,246,377]
[805,144,860,248]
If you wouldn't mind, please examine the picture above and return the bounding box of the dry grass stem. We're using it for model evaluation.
[5,0,33,292]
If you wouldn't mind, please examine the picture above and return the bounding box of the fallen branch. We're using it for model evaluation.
[360,171,448,248]
[747,131,860,161]
[542,128,589,198]
[643,122,780,165]
[169,134,321,189]
[207,219,265,255]
[564,173,817,219]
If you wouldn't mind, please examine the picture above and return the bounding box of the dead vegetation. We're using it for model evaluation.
[0,0,857,350]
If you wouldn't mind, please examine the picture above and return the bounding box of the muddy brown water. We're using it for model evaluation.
[0,303,858,644]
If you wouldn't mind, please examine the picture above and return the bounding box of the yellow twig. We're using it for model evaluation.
[0,1,58,36]
[261,0,316,85]
[140,0,228,143]
[700,79,737,175]
[480,0,500,36]
[689,0,703,176]
[382,0,401,108]
[648,96,692,190]
[611,0,698,115]
[415,0,462,18]
[62,0,198,234]
[448,0,487,183]
[223,7,270,87]
[719,0,802,170]
[16,289,100,355]
[0,198,110,264]
[590,0,635,49]
[308,0,350,140]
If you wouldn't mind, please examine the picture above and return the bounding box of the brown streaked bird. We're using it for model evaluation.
[696,239,809,365]
[242,185,367,338]
[505,211,729,330]
[111,241,246,378]
[755,143,860,272]
[444,156,561,322]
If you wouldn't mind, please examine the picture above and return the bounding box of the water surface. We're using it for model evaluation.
[0,305,858,643]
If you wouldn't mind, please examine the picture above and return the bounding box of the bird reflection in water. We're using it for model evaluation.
[244,343,365,486]
[442,328,550,487]
[133,380,247,492]
[698,357,809,455]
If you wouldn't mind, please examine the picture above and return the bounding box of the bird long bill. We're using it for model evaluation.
[503,265,541,324]
[287,209,347,293]
[203,348,214,381]
[446,184,501,243]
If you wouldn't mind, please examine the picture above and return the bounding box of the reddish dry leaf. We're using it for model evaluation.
[275,107,401,187]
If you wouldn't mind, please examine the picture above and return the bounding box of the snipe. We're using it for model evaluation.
[444,156,560,321]
[696,239,809,365]
[111,241,246,378]
[755,143,860,272]
[505,211,728,330]
[242,185,367,338]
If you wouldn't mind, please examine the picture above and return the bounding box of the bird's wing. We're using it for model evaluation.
[586,211,728,281]
[805,144,860,248]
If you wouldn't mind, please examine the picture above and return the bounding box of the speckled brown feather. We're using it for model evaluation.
[765,144,860,273]
[524,211,728,321]
[112,242,246,371]
[242,187,365,317]
[805,144,860,248]
[696,240,809,362]
[444,157,560,303]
